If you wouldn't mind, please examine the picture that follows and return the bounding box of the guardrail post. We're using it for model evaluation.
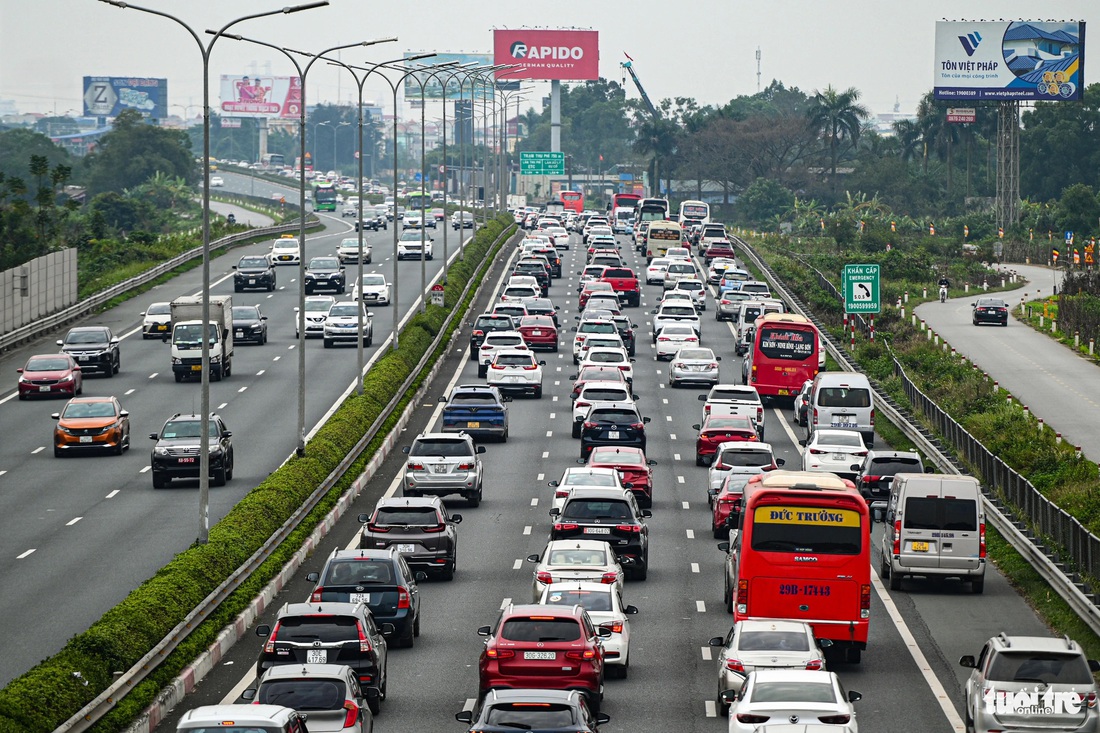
[1040,315,1045,327]
[1006,393,1013,406]
[993,380,999,394]
[904,290,909,303]
[1090,338,1095,355]
[923,287,928,298]
[1056,433,1062,445]
[965,282,969,293]
[1038,417,1044,433]
[1075,331,1080,349]
[1052,319,1057,333]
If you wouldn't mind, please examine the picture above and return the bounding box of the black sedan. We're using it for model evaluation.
[231,305,268,345]
[972,297,1008,326]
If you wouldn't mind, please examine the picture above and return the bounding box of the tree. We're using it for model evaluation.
[1020,83,1100,202]
[1055,183,1100,238]
[738,178,794,226]
[806,86,869,188]
[84,109,196,195]
[0,128,75,185]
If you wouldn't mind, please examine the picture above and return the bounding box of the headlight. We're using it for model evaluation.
[18,375,28,383]
[209,446,223,457]
[154,447,170,457]
[58,374,73,383]
[251,324,262,331]
[172,357,182,365]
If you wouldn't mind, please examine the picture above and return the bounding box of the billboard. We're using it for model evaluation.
[82,77,167,118]
[493,29,599,81]
[219,75,302,119]
[403,52,494,100]
[934,21,1085,101]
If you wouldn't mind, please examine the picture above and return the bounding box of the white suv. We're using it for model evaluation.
[322,301,374,348]
[485,349,545,398]
[477,331,529,377]
[295,295,336,338]
[337,237,371,265]
[353,273,390,306]
[397,231,434,260]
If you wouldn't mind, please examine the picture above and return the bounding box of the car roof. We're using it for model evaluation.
[278,601,366,618]
[718,441,774,451]
[580,381,631,391]
[178,705,297,726]
[565,486,635,501]
[748,669,838,684]
[562,466,619,478]
[502,602,585,619]
[737,619,815,634]
[415,431,472,441]
[483,688,583,705]
[988,634,1085,653]
[866,450,920,460]
[258,663,355,682]
[329,547,399,562]
[375,495,445,510]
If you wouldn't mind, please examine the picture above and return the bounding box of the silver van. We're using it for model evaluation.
[807,372,875,447]
[879,473,986,593]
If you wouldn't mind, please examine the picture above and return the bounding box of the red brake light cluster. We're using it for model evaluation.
[310,587,323,602]
[263,622,281,653]
[601,571,619,584]
[397,586,411,610]
[342,700,361,727]
[725,658,745,673]
[565,649,596,660]
[356,620,373,653]
[554,522,579,532]
[860,583,871,619]
[536,570,554,584]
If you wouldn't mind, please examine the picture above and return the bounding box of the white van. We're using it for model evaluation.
[806,372,875,447]
[879,473,986,593]
[734,300,783,345]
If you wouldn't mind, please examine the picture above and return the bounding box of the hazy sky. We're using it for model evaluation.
[0,0,1093,120]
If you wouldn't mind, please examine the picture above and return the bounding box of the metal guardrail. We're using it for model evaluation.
[57,223,518,732]
[0,219,305,354]
[734,236,1100,639]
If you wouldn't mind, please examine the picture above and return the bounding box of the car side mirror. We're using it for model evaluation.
[570,327,578,332]
[455,711,473,724]
[848,690,862,703]
[539,361,546,366]
[959,655,976,668]
[597,627,613,638]
[850,464,861,472]
[402,446,411,454]
[720,690,739,704]
[870,503,887,522]
[642,417,651,424]
[707,488,719,497]
[925,466,936,474]
[697,395,707,401]
[357,513,370,523]
[1089,659,1100,672]
[775,458,785,466]
[415,571,428,582]
[716,356,722,361]
[798,439,807,447]
[223,431,232,438]
[256,624,271,638]
[306,572,319,583]
[709,636,725,646]
[548,480,559,487]
[596,713,611,725]
[476,446,486,454]
[449,513,463,524]
[717,541,731,553]
[149,432,159,440]
[232,265,238,270]
[477,625,492,636]
[240,687,256,701]
[641,509,652,518]
[692,423,701,430]
[568,374,578,380]
[970,302,975,307]
[549,508,561,517]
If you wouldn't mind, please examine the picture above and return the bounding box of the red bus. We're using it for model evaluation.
[748,313,820,403]
[612,192,641,211]
[559,190,584,214]
[721,470,871,663]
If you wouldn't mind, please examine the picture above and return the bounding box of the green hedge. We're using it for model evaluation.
[0,216,515,733]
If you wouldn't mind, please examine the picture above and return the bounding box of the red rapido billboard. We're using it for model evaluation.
[494,29,599,81]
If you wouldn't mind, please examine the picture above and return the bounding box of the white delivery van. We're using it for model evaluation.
[879,473,986,593]
[806,372,875,447]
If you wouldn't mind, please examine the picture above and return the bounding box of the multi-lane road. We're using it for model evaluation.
[0,173,473,686]
[154,226,1053,731]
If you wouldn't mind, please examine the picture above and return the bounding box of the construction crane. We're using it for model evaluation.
[620,54,658,119]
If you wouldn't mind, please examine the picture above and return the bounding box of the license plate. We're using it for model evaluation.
[832,453,849,461]
[235,330,244,337]
[912,541,929,552]
[191,365,202,371]
[608,431,620,439]
[350,593,373,604]
[397,544,415,553]
[248,279,255,285]
[432,464,448,474]
[79,436,93,443]
[831,421,855,428]
[157,325,167,331]
[78,356,89,362]
[178,457,196,464]
[523,651,556,660]
[306,650,327,664]
[532,330,542,336]
[778,389,790,396]
[467,421,481,428]
[39,385,51,392]
[585,527,612,535]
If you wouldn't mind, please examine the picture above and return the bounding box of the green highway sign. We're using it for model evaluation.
[843,264,881,313]
[520,151,565,176]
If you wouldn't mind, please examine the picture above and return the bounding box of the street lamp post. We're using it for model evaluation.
[333,120,350,173]
[101,0,329,544]
[216,33,397,459]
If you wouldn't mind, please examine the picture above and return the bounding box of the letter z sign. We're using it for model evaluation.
[843,264,880,314]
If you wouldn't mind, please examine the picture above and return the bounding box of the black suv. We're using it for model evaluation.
[255,601,390,715]
[530,246,563,278]
[57,326,120,377]
[359,496,463,580]
[526,298,561,327]
[233,254,276,292]
[469,313,518,360]
[854,450,926,500]
[356,210,387,231]
[513,261,550,292]
[579,404,650,459]
[304,256,346,295]
[549,487,651,580]
[610,315,637,356]
[149,412,234,488]
[231,304,268,345]
[306,548,425,648]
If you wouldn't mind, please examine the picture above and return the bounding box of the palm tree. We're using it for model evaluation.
[632,115,679,196]
[806,86,869,189]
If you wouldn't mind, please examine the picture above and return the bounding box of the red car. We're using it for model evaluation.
[478,603,609,713]
[692,414,758,466]
[709,473,750,538]
[578,282,615,310]
[586,445,656,508]
[517,315,559,351]
[703,239,737,263]
[569,365,630,402]
[17,354,83,400]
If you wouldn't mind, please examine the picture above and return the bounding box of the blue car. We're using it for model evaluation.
[441,384,510,442]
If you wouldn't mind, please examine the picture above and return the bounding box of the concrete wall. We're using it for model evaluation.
[0,248,78,335]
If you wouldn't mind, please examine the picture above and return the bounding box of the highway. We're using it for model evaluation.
[0,171,473,686]
[154,228,1053,732]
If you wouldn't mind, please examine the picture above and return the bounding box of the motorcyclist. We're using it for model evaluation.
[226,213,237,225]
[938,275,950,302]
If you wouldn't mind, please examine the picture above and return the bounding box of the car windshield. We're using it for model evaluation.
[450,392,498,405]
[65,330,107,344]
[739,630,811,652]
[258,679,345,711]
[591,449,643,465]
[161,419,220,439]
[26,357,71,371]
[662,307,696,316]
[305,300,333,313]
[903,498,978,531]
[662,326,695,336]
[816,432,864,448]
[563,499,633,521]
[273,241,298,250]
[587,352,624,364]
[324,559,394,585]
[870,457,921,475]
[173,323,218,344]
[718,450,771,467]
[707,418,754,430]
[476,316,513,329]
[819,387,871,408]
[62,401,117,418]
[340,239,359,247]
[751,681,837,704]
[590,409,638,423]
[310,258,339,270]
[499,618,582,643]
[580,323,616,334]
[496,354,535,366]
[374,506,441,526]
[146,303,171,315]
[360,275,386,286]
[232,307,259,319]
[583,388,630,402]
[678,349,712,360]
[239,257,268,268]
[712,388,754,401]
[543,589,613,612]
[485,704,575,727]
[328,305,360,317]
[562,470,617,487]
[547,548,609,566]
[411,439,471,457]
[986,651,1094,684]
[277,615,359,643]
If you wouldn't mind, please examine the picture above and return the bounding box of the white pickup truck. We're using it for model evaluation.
[697,384,765,438]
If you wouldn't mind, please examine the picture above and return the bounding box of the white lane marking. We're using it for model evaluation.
[666,415,673,422]
[670,433,677,440]
[545,431,552,438]
[682,501,690,510]
[288,344,296,350]
[140,466,151,474]
[0,470,6,478]
[686,529,695,539]
[554,380,560,386]
[537,473,545,481]
[677,475,685,484]
[552,395,558,402]
[704,700,717,717]
[148,373,158,379]
[257,370,265,376]
[125,388,136,395]
[0,391,17,405]
[542,451,549,458]
[659,383,665,389]
[549,413,556,419]
[218,402,228,409]
[500,597,512,610]
[674,453,681,461]
[774,406,802,450]
[662,398,669,404]
[701,646,712,661]
[696,600,706,613]
[691,562,701,574]
[523,526,532,536]
[530,498,539,506]
[875,571,966,731]
[16,549,35,559]
[238,386,248,393]
[513,559,523,570]
[273,356,281,361]
[556,366,562,372]
[106,490,119,498]
[67,517,82,526]
[462,698,477,713]
[31,447,44,455]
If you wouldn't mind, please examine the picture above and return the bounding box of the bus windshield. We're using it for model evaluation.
[314,184,337,211]
[750,505,863,555]
[406,192,431,210]
[758,326,816,361]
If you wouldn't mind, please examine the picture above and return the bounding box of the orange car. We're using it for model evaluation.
[52,396,130,457]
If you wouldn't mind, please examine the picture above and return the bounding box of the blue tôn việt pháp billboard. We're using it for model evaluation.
[82,77,168,118]
[934,21,1085,102]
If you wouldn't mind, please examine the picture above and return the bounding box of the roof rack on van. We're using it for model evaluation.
[997,632,1011,647]
[1064,634,1078,650]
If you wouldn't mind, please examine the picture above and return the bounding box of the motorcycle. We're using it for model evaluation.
[939,285,947,303]
[226,213,237,225]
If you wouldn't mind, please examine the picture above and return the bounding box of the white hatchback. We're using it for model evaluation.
[269,237,301,266]
[578,346,634,384]
[477,331,529,376]
[485,348,545,398]
[645,257,671,285]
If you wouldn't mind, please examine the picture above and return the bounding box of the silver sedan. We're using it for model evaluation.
[668,346,721,388]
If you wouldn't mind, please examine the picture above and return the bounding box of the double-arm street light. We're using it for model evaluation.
[100,0,329,545]
[212,32,397,460]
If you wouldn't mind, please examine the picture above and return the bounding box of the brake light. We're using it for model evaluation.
[860,583,871,619]
[629,423,644,431]
[979,522,986,558]
[709,363,719,369]
[686,336,698,342]
[481,344,492,350]
[457,462,474,470]
[486,648,515,659]
[523,364,538,370]
[473,329,484,337]
[657,336,670,342]
[422,524,445,533]
[819,714,851,724]
[736,714,770,724]
[263,622,281,653]
[757,406,763,422]
[805,658,824,670]
[736,579,748,614]
[566,649,596,660]
[343,700,361,728]
[616,523,643,534]
[1087,691,1098,709]
[536,570,554,584]
[310,587,323,602]
[583,421,598,430]
[809,448,826,455]
[356,621,373,653]
[575,401,590,408]
[601,571,620,584]
[893,520,901,555]
[601,620,624,634]
[718,495,738,505]
[863,475,881,483]
[555,489,569,498]
[854,450,868,456]
[554,522,579,532]
[397,586,411,610]
[367,522,390,533]
[704,404,711,414]
[812,407,818,426]
[725,658,745,673]
[870,408,875,426]
[408,462,424,471]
